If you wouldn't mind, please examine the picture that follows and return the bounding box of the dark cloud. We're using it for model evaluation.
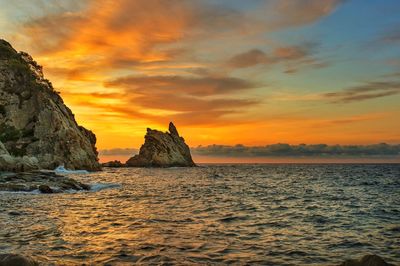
[226,43,326,72]
[134,94,258,112]
[105,75,256,96]
[379,26,400,44]
[227,49,269,68]
[261,0,345,30]
[66,89,259,126]
[323,81,400,103]
[102,74,260,124]
[99,143,400,158]
[99,148,138,156]
[192,143,400,157]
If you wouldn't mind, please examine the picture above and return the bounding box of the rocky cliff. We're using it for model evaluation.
[0,39,100,171]
[126,122,196,167]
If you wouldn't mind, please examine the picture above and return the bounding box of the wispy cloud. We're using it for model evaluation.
[100,74,261,125]
[378,25,400,44]
[323,81,400,103]
[99,148,138,156]
[105,75,257,96]
[226,43,327,72]
[99,143,400,158]
[260,0,345,30]
[192,143,400,157]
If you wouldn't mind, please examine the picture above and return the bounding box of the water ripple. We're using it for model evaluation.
[0,164,399,265]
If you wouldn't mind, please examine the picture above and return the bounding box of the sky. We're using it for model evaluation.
[1,0,400,161]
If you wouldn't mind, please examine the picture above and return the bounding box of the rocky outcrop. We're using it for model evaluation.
[336,255,395,266]
[0,39,100,170]
[0,254,38,266]
[102,160,125,167]
[126,122,196,167]
[0,140,39,171]
[0,170,90,193]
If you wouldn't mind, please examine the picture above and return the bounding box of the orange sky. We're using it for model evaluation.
[1,0,400,157]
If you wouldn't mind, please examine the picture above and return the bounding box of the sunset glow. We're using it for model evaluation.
[2,0,400,158]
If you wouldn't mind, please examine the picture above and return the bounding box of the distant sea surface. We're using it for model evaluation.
[1,164,399,265]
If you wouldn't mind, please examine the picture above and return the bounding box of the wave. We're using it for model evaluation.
[54,165,89,175]
[90,183,121,192]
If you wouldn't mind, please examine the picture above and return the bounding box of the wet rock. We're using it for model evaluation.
[337,254,395,266]
[80,182,91,190]
[0,171,90,193]
[126,122,196,167]
[8,211,22,216]
[102,160,125,167]
[38,184,53,193]
[0,39,100,171]
[0,253,38,266]
[0,183,31,192]
[0,153,40,172]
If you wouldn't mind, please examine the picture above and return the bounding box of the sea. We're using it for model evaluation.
[1,164,399,265]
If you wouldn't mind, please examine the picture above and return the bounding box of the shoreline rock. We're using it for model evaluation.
[0,254,38,266]
[335,254,395,266]
[126,122,196,167]
[0,253,396,266]
[0,170,91,193]
[0,39,100,171]
[102,160,125,167]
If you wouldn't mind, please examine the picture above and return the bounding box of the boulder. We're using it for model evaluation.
[126,122,196,167]
[0,254,38,266]
[0,171,91,193]
[102,160,125,167]
[337,254,395,266]
[38,184,53,193]
[0,39,100,171]
[0,141,39,171]
[0,141,8,155]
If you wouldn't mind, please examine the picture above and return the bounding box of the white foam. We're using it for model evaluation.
[90,183,121,192]
[54,165,89,175]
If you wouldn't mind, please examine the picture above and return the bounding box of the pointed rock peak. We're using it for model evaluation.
[126,122,196,167]
[0,39,18,59]
[169,122,179,136]
[0,39,12,48]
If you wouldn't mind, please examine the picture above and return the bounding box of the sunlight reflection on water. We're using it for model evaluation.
[0,164,399,265]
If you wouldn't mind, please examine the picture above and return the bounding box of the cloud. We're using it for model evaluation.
[105,75,256,96]
[227,49,270,68]
[323,81,400,103]
[63,88,259,126]
[378,25,400,44]
[17,0,247,61]
[191,143,400,157]
[133,94,258,112]
[103,74,260,124]
[99,148,138,156]
[226,43,326,72]
[261,0,345,30]
[2,0,345,129]
[14,0,344,67]
[99,143,400,158]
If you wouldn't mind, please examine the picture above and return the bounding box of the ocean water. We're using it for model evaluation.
[0,164,399,265]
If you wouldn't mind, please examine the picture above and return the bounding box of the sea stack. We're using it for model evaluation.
[126,122,196,167]
[0,39,100,171]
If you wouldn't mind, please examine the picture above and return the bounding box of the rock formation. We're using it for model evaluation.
[102,160,125,167]
[0,254,38,266]
[0,170,90,193]
[336,254,395,266]
[0,140,39,171]
[126,122,196,167]
[0,39,100,171]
